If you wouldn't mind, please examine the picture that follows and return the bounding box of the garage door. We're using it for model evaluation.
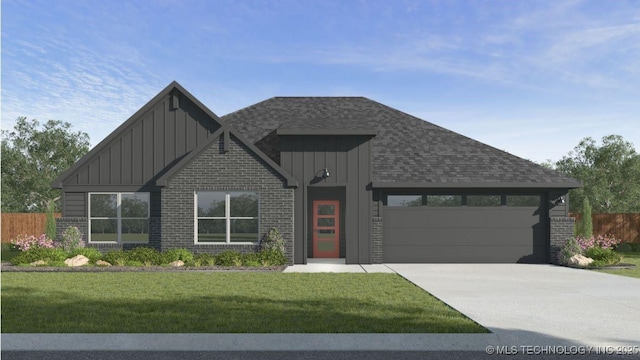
[383,195,546,263]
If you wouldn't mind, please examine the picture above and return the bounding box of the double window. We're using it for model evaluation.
[88,193,150,243]
[195,191,259,243]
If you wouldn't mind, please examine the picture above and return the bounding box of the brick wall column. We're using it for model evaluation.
[371,217,383,264]
[550,216,575,264]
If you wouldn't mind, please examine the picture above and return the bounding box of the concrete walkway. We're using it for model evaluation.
[283,258,395,273]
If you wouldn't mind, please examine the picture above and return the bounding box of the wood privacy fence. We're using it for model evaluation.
[571,213,640,243]
[1,213,62,243]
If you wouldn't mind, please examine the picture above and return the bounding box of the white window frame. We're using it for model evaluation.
[194,191,259,244]
[88,192,150,244]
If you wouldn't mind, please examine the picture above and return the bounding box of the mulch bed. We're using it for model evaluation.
[0,262,287,272]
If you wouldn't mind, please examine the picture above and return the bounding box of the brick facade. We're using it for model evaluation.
[161,134,295,264]
[550,216,575,264]
[371,216,383,264]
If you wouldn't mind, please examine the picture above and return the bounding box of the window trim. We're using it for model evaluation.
[88,192,150,244]
[194,191,260,245]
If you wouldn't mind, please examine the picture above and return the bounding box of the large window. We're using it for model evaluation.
[196,191,259,243]
[89,193,149,243]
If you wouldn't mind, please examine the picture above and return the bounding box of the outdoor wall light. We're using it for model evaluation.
[321,168,330,179]
[551,196,565,206]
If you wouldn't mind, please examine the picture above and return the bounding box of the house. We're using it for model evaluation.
[52,81,580,265]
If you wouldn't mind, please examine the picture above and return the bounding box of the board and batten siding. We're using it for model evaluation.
[60,92,222,216]
[280,135,373,264]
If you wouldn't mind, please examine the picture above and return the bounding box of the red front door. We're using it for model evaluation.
[312,200,340,258]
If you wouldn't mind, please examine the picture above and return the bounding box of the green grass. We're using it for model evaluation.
[1,272,487,333]
[1,242,20,262]
[596,254,640,279]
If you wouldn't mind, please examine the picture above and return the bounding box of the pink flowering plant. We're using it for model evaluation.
[575,234,622,251]
[10,234,56,251]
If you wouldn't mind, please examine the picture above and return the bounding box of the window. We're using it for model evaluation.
[89,193,149,243]
[466,195,501,207]
[196,191,259,243]
[387,195,423,207]
[506,195,540,207]
[426,195,462,207]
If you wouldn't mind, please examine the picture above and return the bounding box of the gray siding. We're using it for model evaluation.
[62,92,220,188]
[63,192,86,217]
[280,135,372,264]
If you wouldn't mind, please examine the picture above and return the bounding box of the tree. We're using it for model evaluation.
[1,117,90,212]
[555,135,640,213]
[577,198,593,237]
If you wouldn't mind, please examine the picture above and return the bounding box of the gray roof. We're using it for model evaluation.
[222,97,580,188]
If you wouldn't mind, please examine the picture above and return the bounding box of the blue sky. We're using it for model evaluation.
[2,0,639,163]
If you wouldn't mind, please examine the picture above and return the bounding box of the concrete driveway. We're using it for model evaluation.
[387,264,640,347]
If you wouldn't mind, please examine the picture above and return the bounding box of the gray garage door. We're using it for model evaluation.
[383,205,546,263]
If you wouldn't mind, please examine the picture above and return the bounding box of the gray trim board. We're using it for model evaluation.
[277,128,377,136]
[372,182,582,189]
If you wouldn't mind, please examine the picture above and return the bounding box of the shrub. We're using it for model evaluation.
[12,247,68,265]
[45,201,57,241]
[242,253,261,267]
[127,247,162,266]
[216,251,242,266]
[163,248,194,264]
[69,247,103,263]
[585,247,622,267]
[260,228,285,254]
[104,250,129,266]
[10,234,55,251]
[258,249,288,266]
[559,238,581,265]
[575,234,622,251]
[193,253,216,267]
[59,226,84,252]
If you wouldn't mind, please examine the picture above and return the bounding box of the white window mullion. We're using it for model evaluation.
[226,193,231,243]
[117,193,122,243]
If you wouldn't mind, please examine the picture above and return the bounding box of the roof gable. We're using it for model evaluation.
[222,97,581,189]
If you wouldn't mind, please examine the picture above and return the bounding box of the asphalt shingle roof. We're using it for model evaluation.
[222,97,580,187]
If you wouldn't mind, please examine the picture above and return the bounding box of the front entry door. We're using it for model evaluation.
[312,200,340,258]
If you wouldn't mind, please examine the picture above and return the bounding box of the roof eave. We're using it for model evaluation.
[371,181,583,189]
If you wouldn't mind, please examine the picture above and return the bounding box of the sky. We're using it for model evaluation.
[2,0,639,164]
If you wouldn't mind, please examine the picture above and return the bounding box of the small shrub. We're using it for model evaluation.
[585,247,621,267]
[125,260,144,267]
[559,238,581,265]
[12,247,68,265]
[260,228,285,253]
[127,247,162,265]
[193,253,216,267]
[577,198,593,238]
[242,253,261,267]
[258,249,288,266]
[69,247,103,263]
[59,226,84,252]
[163,248,194,264]
[104,250,129,266]
[216,251,242,266]
[10,234,55,252]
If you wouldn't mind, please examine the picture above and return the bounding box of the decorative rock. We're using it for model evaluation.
[64,255,90,267]
[30,260,46,266]
[569,254,594,267]
[96,260,112,267]
[170,260,185,267]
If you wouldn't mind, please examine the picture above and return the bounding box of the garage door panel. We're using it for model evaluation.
[382,205,546,263]
[383,227,539,246]
[383,245,547,263]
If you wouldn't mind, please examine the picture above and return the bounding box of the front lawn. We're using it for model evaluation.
[1,272,488,333]
[596,254,640,279]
